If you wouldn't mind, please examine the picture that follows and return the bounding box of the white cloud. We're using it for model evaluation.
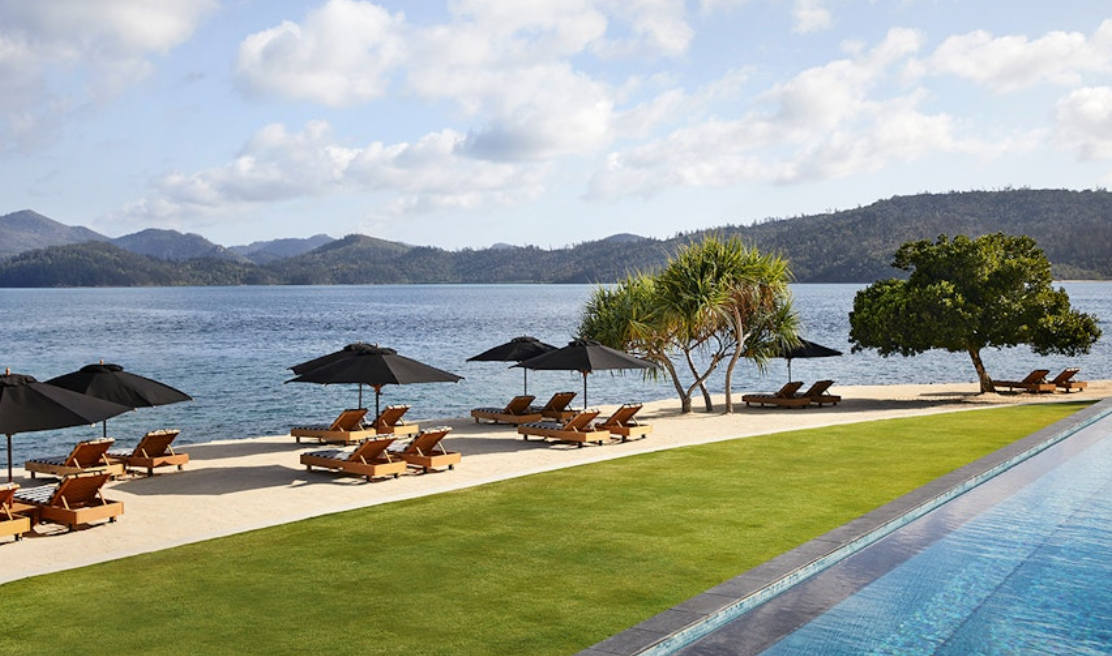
[920,20,1112,93]
[594,0,693,56]
[697,0,833,34]
[0,0,216,150]
[588,28,986,198]
[233,1,701,162]
[234,0,406,107]
[1055,86,1112,160]
[117,120,548,230]
[792,0,832,34]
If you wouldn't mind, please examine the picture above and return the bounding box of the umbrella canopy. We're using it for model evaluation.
[47,363,192,437]
[777,339,842,381]
[0,370,132,482]
[467,335,556,395]
[515,338,654,408]
[286,343,463,416]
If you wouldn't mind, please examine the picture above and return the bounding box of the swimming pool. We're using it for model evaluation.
[581,400,1112,656]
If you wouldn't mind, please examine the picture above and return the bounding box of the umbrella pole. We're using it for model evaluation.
[523,368,528,396]
[6,434,11,483]
[359,384,364,410]
[582,371,588,410]
[103,420,108,438]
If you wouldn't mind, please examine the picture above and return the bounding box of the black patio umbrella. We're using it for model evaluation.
[0,370,131,482]
[47,363,193,437]
[515,338,654,409]
[286,343,463,417]
[778,339,842,381]
[467,335,556,395]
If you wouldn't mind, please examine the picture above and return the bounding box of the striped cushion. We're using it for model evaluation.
[14,485,56,504]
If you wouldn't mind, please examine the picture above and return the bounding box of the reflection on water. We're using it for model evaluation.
[1,283,1109,464]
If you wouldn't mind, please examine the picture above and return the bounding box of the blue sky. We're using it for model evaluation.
[3,1,1112,249]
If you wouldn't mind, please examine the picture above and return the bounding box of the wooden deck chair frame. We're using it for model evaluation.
[518,409,610,447]
[370,404,419,437]
[16,473,124,532]
[0,484,33,542]
[596,403,652,442]
[1050,368,1087,393]
[994,369,1055,393]
[395,427,460,473]
[742,381,811,408]
[24,438,126,479]
[300,437,407,481]
[799,380,841,407]
[291,408,377,444]
[530,391,578,421]
[109,429,189,476]
[470,395,543,425]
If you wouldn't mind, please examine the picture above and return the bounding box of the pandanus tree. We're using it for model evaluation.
[849,233,1101,393]
[579,234,799,414]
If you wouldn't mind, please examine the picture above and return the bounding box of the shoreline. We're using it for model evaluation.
[2,380,1108,585]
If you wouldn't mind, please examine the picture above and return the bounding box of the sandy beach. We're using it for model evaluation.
[2,381,1108,585]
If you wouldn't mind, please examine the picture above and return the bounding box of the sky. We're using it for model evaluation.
[3,1,1112,250]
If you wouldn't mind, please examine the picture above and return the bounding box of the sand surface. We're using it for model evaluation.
[2,381,1108,584]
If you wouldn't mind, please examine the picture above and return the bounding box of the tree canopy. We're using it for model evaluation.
[849,233,1102,392]
[579,235,798,413]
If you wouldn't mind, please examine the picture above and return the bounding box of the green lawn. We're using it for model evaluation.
[1,403,1088,655]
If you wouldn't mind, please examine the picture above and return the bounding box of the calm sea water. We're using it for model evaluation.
[2,283,1109,465]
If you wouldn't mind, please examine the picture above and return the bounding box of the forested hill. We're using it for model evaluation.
[719,188,1112,281]
[1,188,1109,287]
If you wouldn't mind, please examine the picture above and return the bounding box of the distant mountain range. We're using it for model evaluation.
[0,211,334,264]
[1,188,1110,286]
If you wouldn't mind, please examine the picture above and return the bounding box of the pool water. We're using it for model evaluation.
[676,412,1112,655]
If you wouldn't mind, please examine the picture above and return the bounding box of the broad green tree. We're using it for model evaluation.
[849,233,1101,393]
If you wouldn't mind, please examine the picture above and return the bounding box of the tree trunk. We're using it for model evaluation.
[968,347,995,393]
[722,307,745,414]
[683,347,716,412]
[659,357,692,414]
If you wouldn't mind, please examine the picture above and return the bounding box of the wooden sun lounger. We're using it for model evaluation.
[742,381,811,408]
[107,429,189,476]
[1050,368,1087,393]
[13,473,123,532]
[528,391,578,421]
[595,403,652,442]
[0,484,33,542]
[470,395,543,425]
[994,369,1055,393]
[369,404,419,437]
[390,427,459,473]
[291,408,376,444]
[24,438,126,479]
[518,410,610,447]
[798,380,841,406]
[300,437,407,481]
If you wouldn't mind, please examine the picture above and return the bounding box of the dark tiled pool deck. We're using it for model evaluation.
[579,397,1112,656]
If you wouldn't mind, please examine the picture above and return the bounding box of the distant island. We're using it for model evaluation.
[1,188,1110,287]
